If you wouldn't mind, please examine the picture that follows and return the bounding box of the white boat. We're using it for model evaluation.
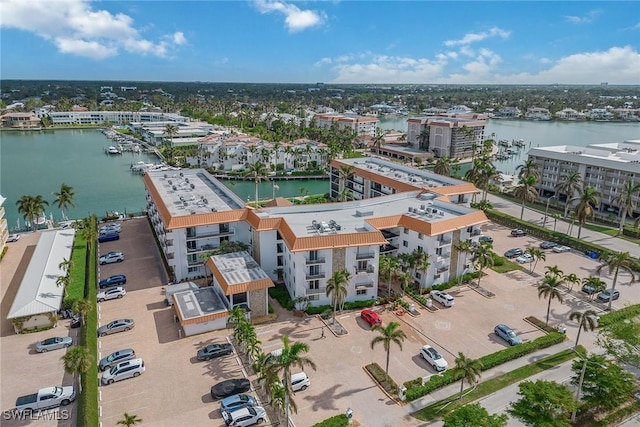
[107,146,121,154]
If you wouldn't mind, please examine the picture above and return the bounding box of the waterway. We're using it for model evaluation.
[379,116,640,175]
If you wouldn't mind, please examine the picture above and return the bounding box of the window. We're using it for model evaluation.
[418,233,424,240]
[466,226,473,232]
[309,250,318,261]
[357,260,368,271]
[356,289,368,296]
[188,267,199,273]
[403,241,408,247]
[309,265,320,276]
[403,228,409,234]
[416,272,422,279]
[309,280,319,290]
[308,295,319,301]
[220,236,229,243]
[219,223,230,233]
[436,248,442,255]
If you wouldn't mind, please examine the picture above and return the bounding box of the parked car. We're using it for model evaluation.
[101,358,145,385]
[504,248,524,258]
[99,274,127,288]
[99,348,136,371]
[419,345,448,372]
[98,232,120,243]
[494,324,522,345]
[540,241,557,249]
[98,319,134,337]
[552,245,571,253]
[478,235,493,243]
[597,289,620,302]
[360,309,381,327]
[219,393,258,415]
[99,251,124,265]
[97,287,126,302]
[289,372,310,392]
[211,379,252,399]
[196,343,233,361]
[516,253,534,264]
[99,223,121,233]
[15,386,76,413]
[511,229,527,237]
[581,283,600,295]
[430,290,455,307]
[35,336,73,353]
[222,406,266,427]
[7,234,20,242]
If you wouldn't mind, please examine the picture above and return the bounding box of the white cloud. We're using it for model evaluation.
[0,0,186,59]
[253,0,326,32]
[444,27,511,47]
[564,10,602,24]
[324,46,640,85]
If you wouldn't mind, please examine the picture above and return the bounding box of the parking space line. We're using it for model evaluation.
[101,406,147,420]
[101,390,146,404]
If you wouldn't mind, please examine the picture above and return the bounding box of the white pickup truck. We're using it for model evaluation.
[15,386,76,412]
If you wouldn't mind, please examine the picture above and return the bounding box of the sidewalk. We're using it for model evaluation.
[486,193,639,254]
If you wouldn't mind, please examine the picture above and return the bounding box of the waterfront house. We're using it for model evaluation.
[525,108,552,121]
[0,112,42,129]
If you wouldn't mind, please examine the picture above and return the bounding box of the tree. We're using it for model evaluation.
[337,165,354,194]
[513,175,539,220]
[326,269,350,325]
[443,403,508,427]
[58,257,73,274]
[454,240,473,275]
[570,354,636,410]
[508,380,576,427]
[451,352,482,399]
[117,412,143,427]
[524,247,545,274]
[544,265,564,279]
[568,309,598,349]
[434,157,454,176]
[554,171,583,218]
[16,194,49,231]
[471,242,494,289]
[61,346,93,387]
[537,273,565,326]
[571,185,601,239]
[597,316,640,369]
[72,299,91,325]
[612,179,640,235]
[370,321,406,378]
[516,159,541,181]
[164,123,178,144]
[378,255,398,297]
[262,335,316,424]
[53,183,75,221]
[581,276,606,300]
[595,251,636,311]
[563,273,580,292]
[245,161,269,206]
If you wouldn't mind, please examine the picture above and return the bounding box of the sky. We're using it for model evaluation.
[1,0,639,85]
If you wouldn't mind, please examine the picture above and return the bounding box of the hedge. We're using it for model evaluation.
[597,304,640,328]
[406,332,566,401]
[305,298,375,315]
[365,363,398,395]
[311,414,349,427]
[63,235,87,308]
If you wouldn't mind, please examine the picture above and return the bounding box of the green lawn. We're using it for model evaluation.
[412,348,580,421]
[64,237,87,305]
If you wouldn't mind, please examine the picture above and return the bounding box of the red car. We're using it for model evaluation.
[361,309,381,327]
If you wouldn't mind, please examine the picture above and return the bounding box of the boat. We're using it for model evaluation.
[107,146,121,154]
[498,139,512,148]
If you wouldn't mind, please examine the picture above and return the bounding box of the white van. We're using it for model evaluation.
[290,372,310,392]
[101,358,145,385]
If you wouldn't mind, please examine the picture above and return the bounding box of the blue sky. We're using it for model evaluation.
[1,0,639,84]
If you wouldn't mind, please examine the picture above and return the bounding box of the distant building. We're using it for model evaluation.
[406,114,487,159]
[554,108,586,121]
[313,113,378,137]
[0,112,42,129]
[525,108,552,121]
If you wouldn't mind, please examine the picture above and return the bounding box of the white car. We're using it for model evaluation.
[7,234,20,242]
[516,253,534,264]
[419,345,448,372]
[100,223,121,233]
[101,358,144,385]
[222,405,266,426]
[430,290,454,307]
[552,245,571,253]
[99,251,124,265]
[97,287,126,302]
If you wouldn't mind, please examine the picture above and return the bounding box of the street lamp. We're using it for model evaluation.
[543,195,557,228]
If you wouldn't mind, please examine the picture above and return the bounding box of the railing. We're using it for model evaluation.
[306,273,326,280]
[356,252,375,260]
[471,229,482,236]
[187,227,235,240]
[305,257,326,265]
[305,287,326,295]
[379,244,398,253]
[436,238,451,247]
[437,266,448,273]
[187,244,218,253]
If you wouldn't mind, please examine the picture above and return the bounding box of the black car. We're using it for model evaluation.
[511,229,527,237]
[478,236,494,243]
[211,378,251,399]
[540,241,557,249]
[196,343,233,361]
[504,248,524,258]
[99,274,127,288]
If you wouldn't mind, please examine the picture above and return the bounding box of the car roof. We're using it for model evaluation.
[291,372,307,381]
[221,393,252,404]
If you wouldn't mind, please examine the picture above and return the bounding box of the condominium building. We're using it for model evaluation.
[406,114,487,159]
[527,140,640,215]
[47,111,189,126]
[143,168,488,314]
[313,113,378,137]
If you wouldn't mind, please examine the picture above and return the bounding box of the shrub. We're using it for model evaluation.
[525,316,559,333]
[305,299,375,315]
[365,363,398,395]
[598,304,640,328]
[404,377,423,389]
[311,414,349,427]
[490,252,505,266]
[268,283,294,310]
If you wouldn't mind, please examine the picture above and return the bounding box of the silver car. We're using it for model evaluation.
[98,319,134,337]
[99,252,124,265]
[35,336,73,353]
[97,287,126,302]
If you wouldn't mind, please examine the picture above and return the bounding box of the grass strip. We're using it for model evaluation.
[64,237,87,305]
[412,347,580,421]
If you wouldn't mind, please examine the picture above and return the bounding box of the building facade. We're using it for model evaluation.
[406,114,487,159]
[313,113,378,137]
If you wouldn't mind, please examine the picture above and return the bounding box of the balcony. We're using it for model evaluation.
[437,265,449,274]
[356,252,375,260]
[379,244,398,254]
[306,272,326,280]
[436,238,451,247]
[305,257,326,265]
[186,227,235,240]
[187,244,217,253]
[187,259,204,267]
[381,229,399,239]
[470,229,482,236]
[305,286,326,295]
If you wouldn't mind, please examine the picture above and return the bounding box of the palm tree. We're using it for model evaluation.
[263,335,316,424]
[564,273,580,292]
[58,257,73,274]
[454,240,473,275]
[245,161,269,206]
[569,309,598,349]
[516,159,541,181]
[16,194,49,231]
[415,256,431,288]
[613,180,640,235]
[337,165,354,193]
[117,412,143,427]
[379,255,398,297]
[478,163,501,201]
[471,242,494,288]
[538,273,565,326]
[164,123,178,145]
[581,276,606,300]
[370,321,407,378]
[56,274,69,290]
[452,352,483,399]
[544,265,564,279]
[326,269,350,325]
[525,247,545,274]
[554,171,583,217]
[397,270,412,297]
[434,157,454,176]
[61,346,93,387]
[53,183,75,221]
[571,185,601,239]
[596,251,637,311]
[513,175,539,219]
[72,299,91,325]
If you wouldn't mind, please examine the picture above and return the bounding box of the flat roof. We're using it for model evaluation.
[173,287,228,320]
[8,229,76,318]
[528,140,640,169]
[146,169,245,217]
[206,251,274,295]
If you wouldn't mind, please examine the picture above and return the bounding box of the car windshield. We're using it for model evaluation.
[43,338,56,345]
[107,354,116,362]
[430,349,442,359]
[507,330,516,338]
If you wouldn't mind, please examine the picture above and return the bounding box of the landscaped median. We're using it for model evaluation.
[411,346,582,421]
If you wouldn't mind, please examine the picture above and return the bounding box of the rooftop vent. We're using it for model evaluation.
[190,183,195,189]
[180,172,184,177]
[355,210,374,217]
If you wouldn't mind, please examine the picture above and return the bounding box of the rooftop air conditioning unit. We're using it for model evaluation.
[190,183,195,189]
[180,172,184,177]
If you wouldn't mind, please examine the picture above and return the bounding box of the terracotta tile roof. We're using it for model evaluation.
[365,211,488,236]
[205,258,274,296]
[265,197,293,207]
[430,183,479,196]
